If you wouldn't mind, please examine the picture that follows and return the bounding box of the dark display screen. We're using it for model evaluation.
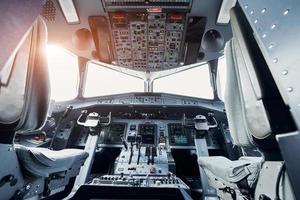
[139,124,156,144]
[168,123,194,145]
[105,123,126,144]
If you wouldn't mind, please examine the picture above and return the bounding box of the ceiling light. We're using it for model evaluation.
[58,0,80,24]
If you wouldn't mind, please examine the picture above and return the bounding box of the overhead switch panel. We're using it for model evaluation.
[109,12,186,71]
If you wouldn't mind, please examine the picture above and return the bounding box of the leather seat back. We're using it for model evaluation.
[224,11,272,147]
[0,16,51,199]
[15,145,88,178]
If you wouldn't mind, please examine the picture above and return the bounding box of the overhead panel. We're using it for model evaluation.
[45,0,233,73]
[97,0,192,71]
[109,12,186,71]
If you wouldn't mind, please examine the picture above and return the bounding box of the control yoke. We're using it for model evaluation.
[194,114,218,131]
[77,110,112,134]
[182,113,218,132]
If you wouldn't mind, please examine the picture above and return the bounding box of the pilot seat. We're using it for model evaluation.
[198,9,295,200]
[3,16,90,199]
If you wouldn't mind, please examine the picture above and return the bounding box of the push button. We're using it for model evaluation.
[150,166,156,173]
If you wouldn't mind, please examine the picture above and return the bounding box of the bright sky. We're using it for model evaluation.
[46,45,79,101]
[154,66,213,99]
[47,45,227,101]
[84,63,144,97]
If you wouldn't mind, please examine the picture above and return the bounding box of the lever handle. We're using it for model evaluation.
[61,105,73,119]
[121,135,128,150]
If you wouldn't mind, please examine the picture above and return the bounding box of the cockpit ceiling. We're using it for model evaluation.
[43,0,233,72]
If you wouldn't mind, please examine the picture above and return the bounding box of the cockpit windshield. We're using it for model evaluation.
[153,66,213,99]
[84,63,144,97]
[47,45,225,101]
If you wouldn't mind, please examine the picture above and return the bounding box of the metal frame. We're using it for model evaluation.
[238,0,300,128]
[194,138,217,199]
[68,131,100,198]
[237,1,300,198]
[276,132,300,199]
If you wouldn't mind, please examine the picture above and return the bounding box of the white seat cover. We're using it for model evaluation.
[198,156,263,188]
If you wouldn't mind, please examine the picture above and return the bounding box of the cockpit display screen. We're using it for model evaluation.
[168,123,194,146]
[105,123,126,144]
[139,124,157,144]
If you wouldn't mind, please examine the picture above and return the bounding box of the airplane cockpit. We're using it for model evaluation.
[0,1,299,200]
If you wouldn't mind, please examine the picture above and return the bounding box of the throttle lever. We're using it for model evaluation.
[120,135,128,150]
[61,105,73,119]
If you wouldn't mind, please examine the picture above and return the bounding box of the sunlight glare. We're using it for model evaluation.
[46,45,79,101]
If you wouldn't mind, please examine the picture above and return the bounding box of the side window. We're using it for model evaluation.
[47,45,79,101]
[217,56,227,101]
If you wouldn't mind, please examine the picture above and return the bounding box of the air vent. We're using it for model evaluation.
[42,0,56,22]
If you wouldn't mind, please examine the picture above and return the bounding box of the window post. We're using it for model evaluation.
[208,59,220,100]
[77,57,89,99]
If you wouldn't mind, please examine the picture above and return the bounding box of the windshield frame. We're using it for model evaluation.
[77,60,218,100]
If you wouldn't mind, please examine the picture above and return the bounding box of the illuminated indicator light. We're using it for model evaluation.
[147,8,162,13]
[111,13,126,20]
[169,14,184,21]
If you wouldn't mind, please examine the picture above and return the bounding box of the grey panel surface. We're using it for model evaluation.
[52,93,225,113]
[189,0,232,63]
[238,0,300,127]
[255,161,295,200]
[276,132,300,200]
[0,144,25,200]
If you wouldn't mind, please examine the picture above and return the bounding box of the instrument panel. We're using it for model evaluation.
[168,123,196,146]
[93,93,220,109]
[139,124,157,144]
[98,119,221,149]
[103,123,126,144]
[102,0,193,10]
